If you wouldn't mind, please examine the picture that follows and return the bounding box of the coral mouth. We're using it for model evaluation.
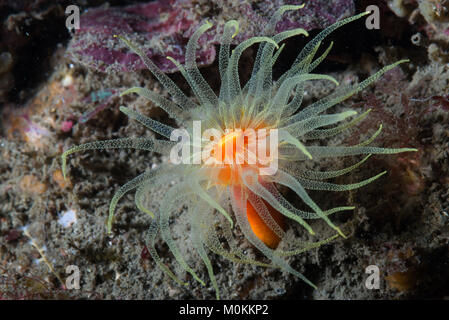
[207,124,276,186]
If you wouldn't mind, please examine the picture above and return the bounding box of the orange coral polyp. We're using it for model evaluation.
[210,124,268,185]
[208,127,284,248]
[210,130,247,186]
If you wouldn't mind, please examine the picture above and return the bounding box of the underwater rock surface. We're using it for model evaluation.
[67,0,355,73]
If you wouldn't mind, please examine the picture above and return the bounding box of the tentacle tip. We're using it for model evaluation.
[114,34,127,43]
[336,228,347,239]
[288,4,306,10]
[231,24,239,38]
[205,20,213,28]
[61,157,68,180]
[107,222,113,234]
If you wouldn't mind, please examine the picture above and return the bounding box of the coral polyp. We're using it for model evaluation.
[62,5,417,299]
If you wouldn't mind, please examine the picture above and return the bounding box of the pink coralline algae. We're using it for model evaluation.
[60,120,74,132]
[67,0,355,74]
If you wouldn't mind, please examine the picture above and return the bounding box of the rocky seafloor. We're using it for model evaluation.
[0,0,448,299]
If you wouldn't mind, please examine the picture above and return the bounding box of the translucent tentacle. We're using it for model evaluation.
[147,211,188,286]
[114,35,197,109]
[297,171,387,191]
[264,4,305,35]
[355,124,382,147]
[61,138,158,179]
[248,192,286,239]
[185,21,218,108]
[247,28,309,111]
[304,109,371,140]
[271,43,285,66]
[276,234,339,257]
[198,208,275,267]
[279,11,371,84]
[218,217,275,267]
[244,28,309,126]
[298,155,372,180]
[134,168,178,218]
[231,185,317,289]
[265,182,355,220]
[189,203,220,299]
[226,37,279,110]
[218,20,239,124]
[306,41,334,73]
[107,170,159,233]
[278,129,313,160]
[284,110,357,137]
[269,74,339,112]
[267,169,346,238]
[219,20,239,79]
[191,178,234,227]
[284,60,409,125]
[246,3,307,98]
[280,145,417,161]
[120,106,175,138]
[166,56,210,111]
[120,87,185,122]
[240,168,316,235]
[276,41,325,117]
[136,184,155,218]
[159,183,205,285]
